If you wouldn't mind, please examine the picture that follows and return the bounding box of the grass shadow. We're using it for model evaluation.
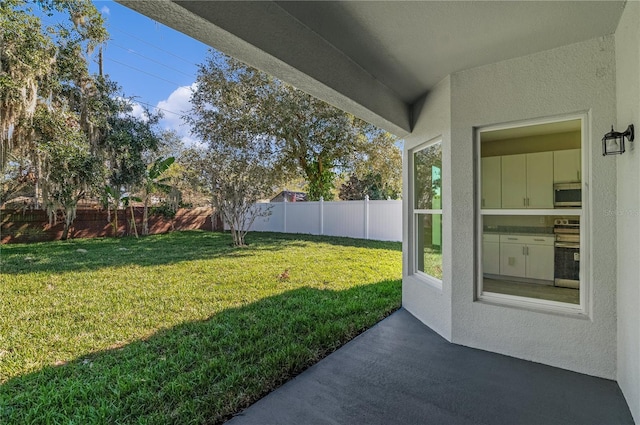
[1,231,401,275]
[0,281,401,424]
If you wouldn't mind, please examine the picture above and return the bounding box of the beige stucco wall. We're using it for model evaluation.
[615,0,640,421]
[403,36,619,378]
[402,76,453,340]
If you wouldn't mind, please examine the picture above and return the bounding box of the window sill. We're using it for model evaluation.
[412,271,443,291]
[477,291,589,319]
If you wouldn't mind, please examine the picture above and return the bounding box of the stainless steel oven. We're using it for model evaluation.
[554,182,581,208]
[554,219,580,289]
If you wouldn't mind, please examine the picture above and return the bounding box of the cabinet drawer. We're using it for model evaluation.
[483,234,500,243]
[519,235,554,246]
[499,235,554,245]
[500,235,524,244]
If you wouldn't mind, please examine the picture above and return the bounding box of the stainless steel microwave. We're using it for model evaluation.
[554,182,581,207]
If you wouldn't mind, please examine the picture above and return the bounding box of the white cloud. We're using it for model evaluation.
[130,102,149,122]
[156,84,199,146]
[115,97,149,122]
[100,6,110,15]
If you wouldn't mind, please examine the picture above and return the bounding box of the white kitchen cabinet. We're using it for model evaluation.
[481,156,501,208]
[553,149,581,183]
[500,152,553,209]
[526,244,555,281]
[498,235,554,282]
[501,154,527,208]
[526,152,554,208]
[482,234,500,275]
[499,239,526,278]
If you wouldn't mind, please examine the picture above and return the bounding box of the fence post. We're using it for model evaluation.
[283,198,287,233]
[364,195,370,240]
[319,196,324,235]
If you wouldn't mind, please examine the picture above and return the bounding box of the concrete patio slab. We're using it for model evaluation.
[226,308,634,425]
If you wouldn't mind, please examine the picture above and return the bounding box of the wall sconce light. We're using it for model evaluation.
[602,124,634,156]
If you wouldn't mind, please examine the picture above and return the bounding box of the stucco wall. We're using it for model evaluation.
[446,36,617,379]
[402,76,452,339]
[615,1,640,421]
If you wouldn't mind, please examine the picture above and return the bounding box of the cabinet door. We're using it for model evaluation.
[482,241,500,275]
[526,244,554,281]
[499,243,526,278]
[526,152,554,208]
[481,157,501,208]
[553,149,581,183]
[501,154,527,209]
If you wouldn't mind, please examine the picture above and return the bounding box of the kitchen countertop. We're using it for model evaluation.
[485,232,555,237]
[483,227,554,237]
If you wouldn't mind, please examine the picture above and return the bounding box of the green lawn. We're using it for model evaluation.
[423,248,443,280]
[0,231,401,424]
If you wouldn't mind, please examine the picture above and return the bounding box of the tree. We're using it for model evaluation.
[187,57,284,246]
[264,82,372,200]
[100,103,163,236]
[349,129,402,199]
[413,143,442,209]
[139,156,175,236]
[34,105,101,239]
[191,52,401,202]
[339,172,399,201]
[1,0,108,167]
[101,104,162,190]
[0,152,36,206]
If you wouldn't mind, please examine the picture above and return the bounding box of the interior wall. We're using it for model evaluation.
[449,36,618,378]
[402,76,452,340]
[481,131,581,157]
[615,1,640,421]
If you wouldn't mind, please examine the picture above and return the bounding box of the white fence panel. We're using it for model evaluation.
[249,203,284,232]
[368,200,402,241]
[286,201,321,235]
[323,201,366,239]
[223,199,402,241]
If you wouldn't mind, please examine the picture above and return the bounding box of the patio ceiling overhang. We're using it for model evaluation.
[118,1,626,137]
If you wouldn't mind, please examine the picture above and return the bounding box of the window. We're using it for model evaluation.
[412,140,443,282]
[477,117,586,312]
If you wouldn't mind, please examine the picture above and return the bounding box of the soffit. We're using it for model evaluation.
[118,1,626,136]
[276,1,625,105]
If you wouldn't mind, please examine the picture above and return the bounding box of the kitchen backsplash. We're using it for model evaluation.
[483,225,554,234]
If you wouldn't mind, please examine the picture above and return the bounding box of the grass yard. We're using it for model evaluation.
[0,231,401,424]
[422,247,443,280]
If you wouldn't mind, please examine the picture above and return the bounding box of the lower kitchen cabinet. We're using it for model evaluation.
[482,234,500,275]
[498,235,554,282]
[526,244,554,281]
[499,240,526,278]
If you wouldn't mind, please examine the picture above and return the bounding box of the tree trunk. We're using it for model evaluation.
[112,208,118,238]
[142,200,149,236]
[129,204,138,238]
[61,222,70,240]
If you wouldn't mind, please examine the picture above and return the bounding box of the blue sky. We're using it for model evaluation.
[91,1,210,145]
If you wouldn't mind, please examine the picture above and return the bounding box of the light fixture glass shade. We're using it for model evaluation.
[602,125,634,156]
[602,135,624,155]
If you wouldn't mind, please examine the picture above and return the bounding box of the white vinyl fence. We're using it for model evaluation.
[226,197,402,242]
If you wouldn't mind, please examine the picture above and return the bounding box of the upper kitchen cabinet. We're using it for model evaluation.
[501,152,553,209]
[526,152,554,208]
[553,149,581,183]
[501,154,527,208]
[481,156,501,208]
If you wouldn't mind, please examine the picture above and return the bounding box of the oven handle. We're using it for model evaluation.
[555,242,580,248]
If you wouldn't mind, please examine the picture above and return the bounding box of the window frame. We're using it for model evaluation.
[410,138,444,288]
[475,113,590,316]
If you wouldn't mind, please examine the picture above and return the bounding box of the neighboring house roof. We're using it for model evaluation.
[270,191,307,203]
